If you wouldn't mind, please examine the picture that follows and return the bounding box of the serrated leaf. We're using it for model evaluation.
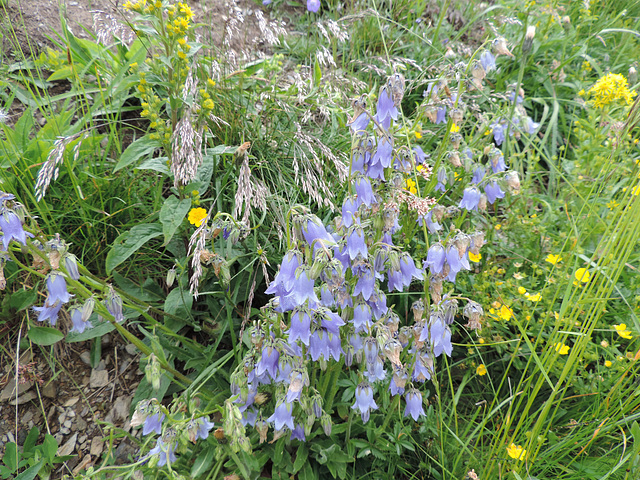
[105,223,163,274]
[27,327,63,346]
[159,196,191,245]
[113,135,160,172]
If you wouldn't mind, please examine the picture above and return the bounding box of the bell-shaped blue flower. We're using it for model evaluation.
[459,186,482,211]
[485,181,505,204]
[268,400,295,431]
[142,412,165,435]
[0,210,29,250]
[46,272,72,305]
[404,389,425,421]
[149,438,177,466]
[346,225,367,260]
[424,243,446,275]
[351,382,378,423]
[289,307,312,345]
[33,303,63,326]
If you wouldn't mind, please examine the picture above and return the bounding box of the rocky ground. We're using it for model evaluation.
[0,335,142,476]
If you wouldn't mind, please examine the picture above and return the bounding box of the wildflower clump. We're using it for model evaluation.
[587,73,636,109]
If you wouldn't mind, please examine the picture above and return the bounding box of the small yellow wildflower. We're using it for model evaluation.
[478,338,485,344]
[525,292,542,302]
[188,207,207,227]
[450,123,460,133]
[495,223,502,230]
[613,324,633,340]
[632,185,640,196]
[497,268,506,275]
[554,342,570,355]
[476,364,487,376]
[203,99,214,110]
[574,268,591,285]
[507,443,526,460]
[415,130,423,139]
[207,79,216,88]
[406,178,417,194]
[587,73,637,108]
[545,254,561,265]
[497,304,513,321]
[518,286,527,295]
[606,200,619,210]
[469,252,482,263]
[553,311,560,320]
[604,360,612,367]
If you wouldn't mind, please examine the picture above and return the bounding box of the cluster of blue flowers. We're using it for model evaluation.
[0,190,126,334]
[224,71,502,444]
[131,399,215,466]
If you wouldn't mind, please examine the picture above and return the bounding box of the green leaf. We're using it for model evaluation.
[42,435,57,461]
[14,460,43,480]
[27,327,63,346]
[47,67,74,82]
[66,314,115,342]
[9,288,37,311]
[2,443,18,471]
[159,196,191,245]
[191,448,215,477]
[105,223,163,274]
[164,287,193,331]
[113,135,160,172]
[313,60,322,86]
[22,428,39,456]
[293,444,308,474]
[299,461,316,480]
[136,157,169,175]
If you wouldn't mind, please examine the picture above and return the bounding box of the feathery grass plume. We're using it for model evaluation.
[170,113,203,188]
[292,124,347,210]
[91,10,136,45]
[223,0,244,50]
[188,209,210,298]
[253,10,287,46]
[315,45,336,68]
[233,149,269,223]
[35,133,82,201]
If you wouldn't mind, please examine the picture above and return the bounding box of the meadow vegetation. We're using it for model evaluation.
[0,0,639,479]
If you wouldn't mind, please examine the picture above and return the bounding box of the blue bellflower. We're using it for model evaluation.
[484,181,505,204]
[459,186,482,211]
[307,0,320,12]
[0,210,30,250]
[404,389,425,421]
[351,382,378,423]
[149,438,177,467]
[268,400,295,431]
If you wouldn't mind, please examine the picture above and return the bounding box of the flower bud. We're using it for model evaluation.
[145,354,162,391]
[523,26,535,54]
[63,253,80,280]
[629,66,638,85]
[505,171,521,192]
[321,413,332,436]
[412,299,425,323]
[166,266,176,287]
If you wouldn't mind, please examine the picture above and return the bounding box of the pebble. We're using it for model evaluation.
[58,433,77,457]
[1,379,33,402]
[89,369,109,389]
[64,420,72,429]
[22,411,33,424]
[125,344,138,356]
[10,391,37,405]
[101,335,111,347]
[95,360,106,371]
[76,417,87,431]
[80,351,92,366]
[42,381,57,399]
[119,360,131,374]
[64,397,80,407]
[90,436,104,457]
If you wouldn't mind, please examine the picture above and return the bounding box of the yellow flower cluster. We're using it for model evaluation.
[166,2,194,36]
[613,323,633,340]
[587,73,637,109]
[136,71,171,143]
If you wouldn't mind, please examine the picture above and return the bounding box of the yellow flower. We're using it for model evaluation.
[613,324,633,339]
[507,443,526,460]
[518,286,527,295]
[207,78,216,88]
[203,99,214,110]
[478,338,485,344]
[574,268,591,284]
[476,364,487,376]
[587,73,637,108]
[188,207,207,227]
[554,342,570,355]
[450,123,460,133]
[406,178,417,194]
[495,223,502,230]
[545,254,561,265]
[606,200,619,210]
[415,130,423,139]
[632,185,640,196]
[497,304,513,321]
[604,360,612,367]
[525,292,541,302]
[469,252,482,263]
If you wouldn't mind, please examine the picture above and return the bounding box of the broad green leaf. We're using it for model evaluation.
[23,427,40,456]
[47,67,74,82]
[9,288,37,311]
[27,327,64,346]
[159,196,191,245]
[42,435,57,461]
[105,223,163,274]
[66,314,115,343]
[313,60,322,86]
[191,448,215,477]
[14,460,43,480]
[2,443,18,471]
[292,444,309,474]
[136,157,169,175]
[164,287,193,330]
[113,135,160,172]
